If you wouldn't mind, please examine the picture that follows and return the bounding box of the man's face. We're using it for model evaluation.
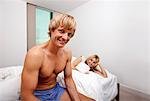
[51,26,75,48]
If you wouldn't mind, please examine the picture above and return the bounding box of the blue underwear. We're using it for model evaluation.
[34,83,65,101]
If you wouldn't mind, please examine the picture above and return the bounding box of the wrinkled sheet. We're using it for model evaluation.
[0,66,23,101]
[57,70,117,101]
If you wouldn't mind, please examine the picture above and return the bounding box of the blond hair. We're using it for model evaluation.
[48,13,76,37]
[85,54,100,67]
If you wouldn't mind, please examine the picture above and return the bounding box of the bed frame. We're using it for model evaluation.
[112,83,120,101]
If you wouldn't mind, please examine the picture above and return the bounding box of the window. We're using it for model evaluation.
[36,8,53,44]
[27,4,58,50]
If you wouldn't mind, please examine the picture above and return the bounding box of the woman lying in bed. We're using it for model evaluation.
[57,54,117,101]
[72,54,107,78]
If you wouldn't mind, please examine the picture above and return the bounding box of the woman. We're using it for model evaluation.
[72,54,107,78]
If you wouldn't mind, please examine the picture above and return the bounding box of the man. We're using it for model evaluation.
[21,14,94,101]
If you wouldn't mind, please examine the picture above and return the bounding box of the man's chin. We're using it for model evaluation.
[57,44,66,48]
[56,42,68,48]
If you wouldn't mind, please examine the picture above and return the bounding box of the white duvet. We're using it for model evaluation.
[57,69,117,101]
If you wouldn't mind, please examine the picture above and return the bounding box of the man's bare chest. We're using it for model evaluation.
[40,55,67,77]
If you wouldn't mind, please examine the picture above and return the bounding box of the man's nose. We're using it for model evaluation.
[62,33,69,40]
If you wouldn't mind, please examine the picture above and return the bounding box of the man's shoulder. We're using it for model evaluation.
[62,48,72,60]
[23,46,44,71]
[63,48,72,55]
[63,47,71,53]
[27,46,44,58]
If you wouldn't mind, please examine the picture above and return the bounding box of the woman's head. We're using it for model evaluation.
[85,54,100,68]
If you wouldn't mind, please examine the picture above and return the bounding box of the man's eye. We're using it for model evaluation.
[58,30,65,33]
[68,33,73,38]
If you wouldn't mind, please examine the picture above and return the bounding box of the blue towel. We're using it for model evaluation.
[34,83,65,101]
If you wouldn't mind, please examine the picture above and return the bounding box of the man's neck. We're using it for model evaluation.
[46,40,60,55]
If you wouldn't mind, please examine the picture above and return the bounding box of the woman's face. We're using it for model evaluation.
[86,57,98,68]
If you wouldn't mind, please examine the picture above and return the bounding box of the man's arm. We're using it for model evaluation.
[21,48,43,101]
[64,49,80,101]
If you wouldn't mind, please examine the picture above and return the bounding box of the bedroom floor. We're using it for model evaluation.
[120,87,149,101]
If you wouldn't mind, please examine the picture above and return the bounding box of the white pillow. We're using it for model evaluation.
[71,56,77,62]
[75,62,90,74]
[71,56,90,74]
[0,66,23,81]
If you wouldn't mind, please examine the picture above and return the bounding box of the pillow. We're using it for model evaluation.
[0,66,23,81]
[71,56,90,74]
[71,56,77,62]
[75,62,90,74]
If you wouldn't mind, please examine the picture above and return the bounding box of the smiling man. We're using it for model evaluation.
[21,14,94,101]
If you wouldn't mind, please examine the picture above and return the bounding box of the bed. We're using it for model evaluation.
[0,66,22,101]
[57,66,118,101]
[57,56,119,101]
[0,65,119,101]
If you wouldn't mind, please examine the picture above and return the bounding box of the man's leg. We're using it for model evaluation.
[60,90,95,101]
[60,90,71,101]
[78,93,95,101]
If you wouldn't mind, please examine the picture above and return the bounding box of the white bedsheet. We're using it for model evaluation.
[57,69,117,101]
[0,66,23,101]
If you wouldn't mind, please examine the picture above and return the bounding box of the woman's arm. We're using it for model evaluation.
[95,64,107,78]
[71,56,83,69]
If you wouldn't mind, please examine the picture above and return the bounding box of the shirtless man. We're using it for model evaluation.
[21,14,94,101]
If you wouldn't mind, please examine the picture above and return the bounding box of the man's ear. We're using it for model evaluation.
[50,29,55,36]
[51,30,54,33]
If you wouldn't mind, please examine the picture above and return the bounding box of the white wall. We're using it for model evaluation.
[68,0,150,94]
[0,0,27,67]
[148,0,150,95]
